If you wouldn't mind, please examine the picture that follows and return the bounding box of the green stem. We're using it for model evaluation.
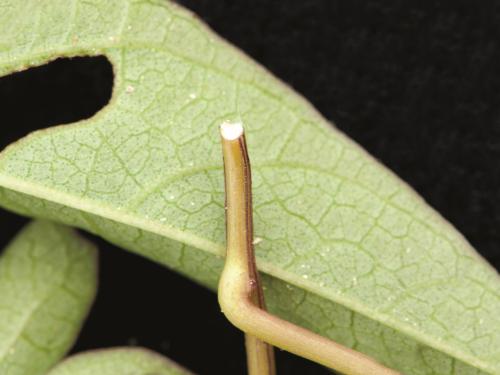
[219,121,276,375]
[218,122,400,375]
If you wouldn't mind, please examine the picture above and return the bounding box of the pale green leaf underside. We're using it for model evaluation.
[0,221,97,375]
[0,1,498,374]
[46,347,193,375]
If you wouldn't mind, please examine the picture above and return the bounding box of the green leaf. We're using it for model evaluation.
[0,1,498,374]
[46,347,193,375]
[0,220,97,375]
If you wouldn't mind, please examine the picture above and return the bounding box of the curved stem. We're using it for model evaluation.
[218,122,400,375]
[219,121,276,375]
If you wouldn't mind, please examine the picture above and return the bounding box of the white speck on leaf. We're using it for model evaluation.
[253,237,263,245]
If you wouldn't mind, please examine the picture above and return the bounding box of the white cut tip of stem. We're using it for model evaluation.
[220,121,244,140]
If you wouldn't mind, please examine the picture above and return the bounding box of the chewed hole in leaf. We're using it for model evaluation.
[0,56,113,151]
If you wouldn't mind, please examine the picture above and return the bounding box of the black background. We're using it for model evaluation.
[0,1,499,374]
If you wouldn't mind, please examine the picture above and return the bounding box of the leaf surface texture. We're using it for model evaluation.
[0,221,97,375]
[47,347,193,375]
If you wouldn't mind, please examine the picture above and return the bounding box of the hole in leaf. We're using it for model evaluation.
[0,56,113,151]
